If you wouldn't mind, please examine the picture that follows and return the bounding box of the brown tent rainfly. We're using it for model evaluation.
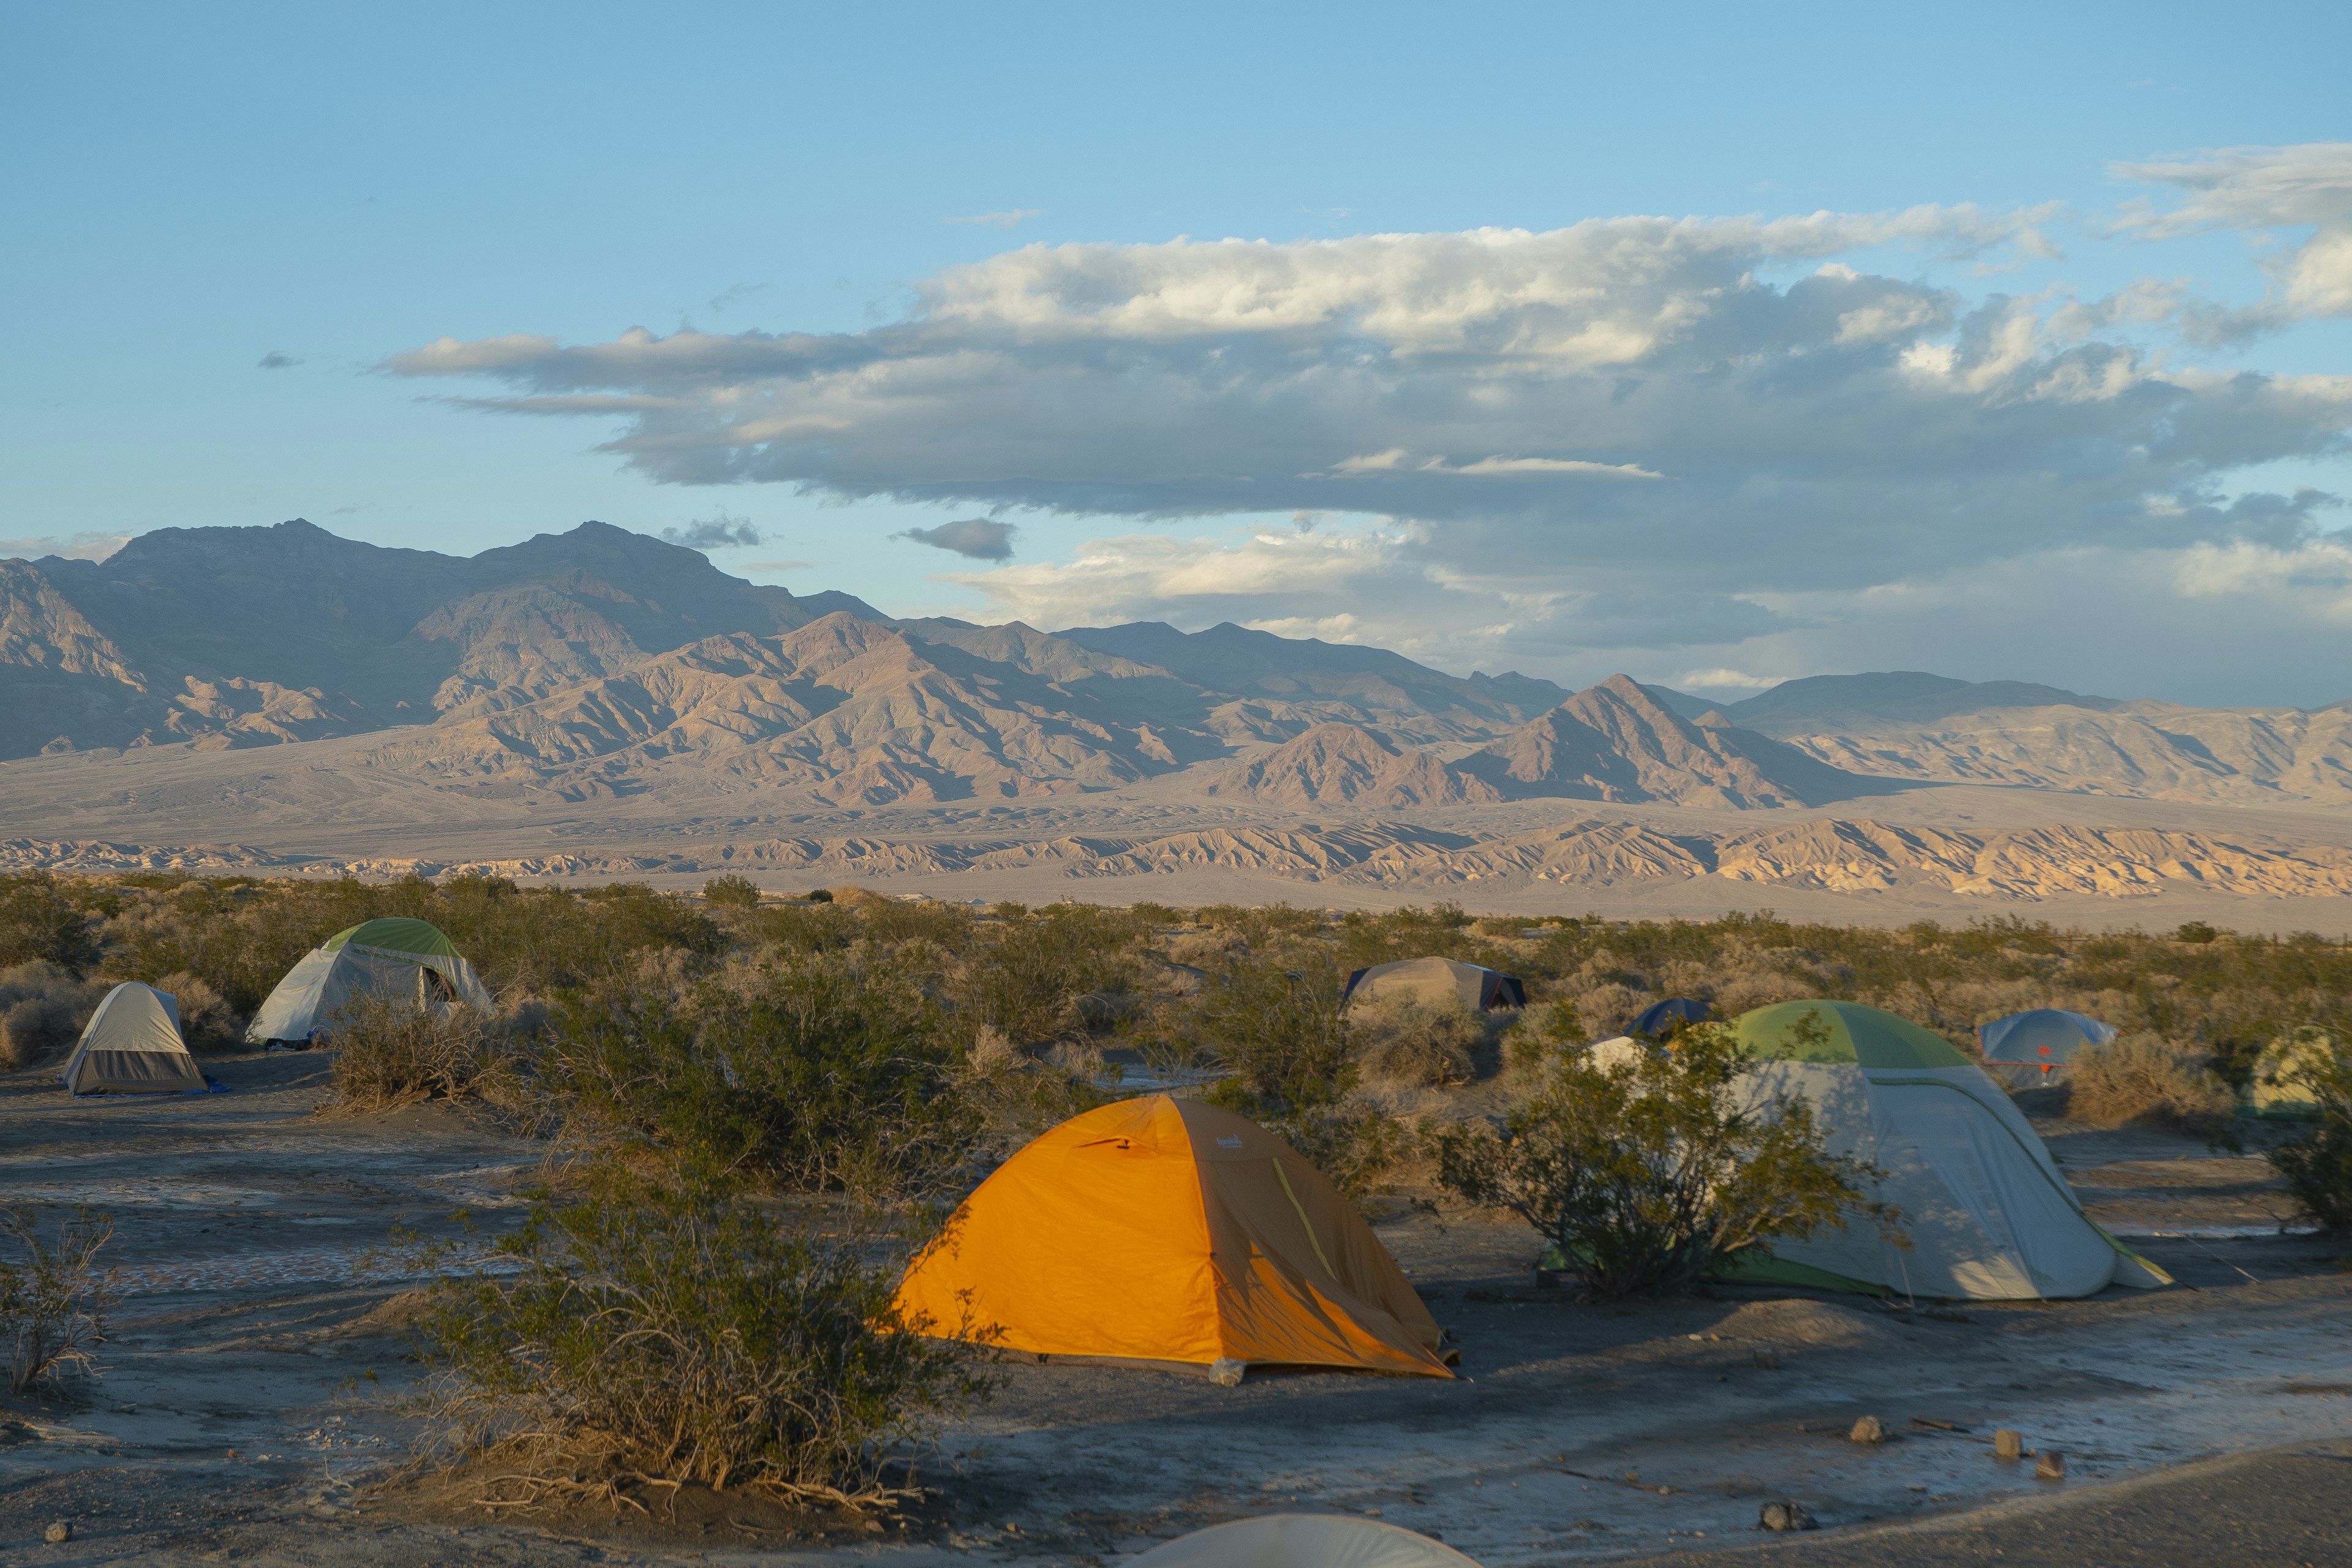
[1343,955,1526,1011]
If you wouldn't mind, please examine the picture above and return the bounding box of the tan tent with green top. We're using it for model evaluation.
[1719,1001,2168,1298]
[246,917,491,1046]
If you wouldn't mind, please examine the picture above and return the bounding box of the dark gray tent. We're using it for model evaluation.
[62,984,208,1096]
[1342,956,1526,1011]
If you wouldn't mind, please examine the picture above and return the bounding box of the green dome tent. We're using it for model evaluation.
[246,918,492,1046]
[1722,1001,2168,1300]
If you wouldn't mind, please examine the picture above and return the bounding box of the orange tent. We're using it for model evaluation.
[895,1095,1452,1379]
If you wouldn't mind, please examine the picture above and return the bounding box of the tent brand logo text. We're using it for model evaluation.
[1217,1136,1243,1150]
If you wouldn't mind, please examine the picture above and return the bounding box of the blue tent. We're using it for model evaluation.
[1630,997,1712,1038]
[1978,1009,2117,1074]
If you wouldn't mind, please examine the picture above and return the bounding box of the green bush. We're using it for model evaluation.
[703,873,763,910]
[2067,1035,2235,1134]
[2266,1024,2352,1234]
[0,874,99,974]
[0,962,100,1071]
[1,1207,115,1395]
[553,952,975,1194]
[1433,1027,1890,1300]
[411,1166,992,1510]
[323,993,530,1116]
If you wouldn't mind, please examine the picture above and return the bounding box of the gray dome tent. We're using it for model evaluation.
[1978,1009,2116,1086]
[62,983,209,1096]
[1131,1515,1483,1568]
[1343,956,1526,1011]
[247,918,492,1046]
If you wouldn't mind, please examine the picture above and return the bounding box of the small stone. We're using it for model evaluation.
[45,1523,72,1544]
[1207,1358,1246,1387]
[2035,1450,2067,1480]
[1849,1415,1888,1445]
[1994,1428,2024,1461]
[1752,1349,1782,1370]
[1758,1501,1815,1532]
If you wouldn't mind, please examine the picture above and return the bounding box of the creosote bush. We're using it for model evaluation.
[324,994,524,1114]
[2264,1022,2352,1234]
[0,962,100,1071]
[2067,1034,2235,1134]
[1433,1027,1891,1300]
[552,952,977,1194]
[410,1165,992,1510]
[1,1206,116,1395]
[1351,995,1480,1089]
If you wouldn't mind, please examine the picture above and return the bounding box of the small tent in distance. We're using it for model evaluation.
[1631,997,1712,1038]
[62,983,209,1095]
[1725,1001,2166,1299]
[895,1095,1453,1380]
[1131,1515,1484,1567]
[246,918,492,1046]
[1978,1008,2116,1087]
[1343,956,1525,1011]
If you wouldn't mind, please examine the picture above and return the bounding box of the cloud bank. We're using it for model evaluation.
[897,518,1019,560]
[389,152,2352,703]
[658,514,763,550]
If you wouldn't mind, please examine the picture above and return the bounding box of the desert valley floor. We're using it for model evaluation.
[6,731,2352,935]
[2,1053,2348,1566]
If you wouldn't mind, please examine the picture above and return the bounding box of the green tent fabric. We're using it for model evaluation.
[322,918,466,961]
[1720,1001,2168,1300]
[246,918,492,1045]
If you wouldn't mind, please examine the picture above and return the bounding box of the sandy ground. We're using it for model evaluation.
[2,1056,2351,1566]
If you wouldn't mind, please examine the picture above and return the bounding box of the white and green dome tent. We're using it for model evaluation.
[1722,1001,2169,1300]
[62,982,210,1095]
[246,918,492,1046]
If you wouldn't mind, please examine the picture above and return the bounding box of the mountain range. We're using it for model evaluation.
[3,519,2350,819]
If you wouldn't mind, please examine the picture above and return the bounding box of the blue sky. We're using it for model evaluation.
[5,2,2349,703]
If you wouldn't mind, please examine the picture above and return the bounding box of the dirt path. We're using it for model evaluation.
[3,1056,2350,1566]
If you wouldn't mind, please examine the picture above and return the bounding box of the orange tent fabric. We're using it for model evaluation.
[895,1095,1452,1378]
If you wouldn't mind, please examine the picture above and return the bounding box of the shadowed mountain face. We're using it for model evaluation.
[0,521,879,756]
[1722,671,2120,730]
[6,521,2347,810]
[1460,675,1868,807]
[1058,620,1569,740]
[1204,722,1502,807]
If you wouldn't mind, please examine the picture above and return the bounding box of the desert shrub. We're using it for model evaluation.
[324,994,526,1114]
[1433,1025,1891,1300]
[805,888,834,903]
[1566,980,1650,1040]
[1351,994,1479,1088]
[410,1166,992,1510]
[0,962,100,1071]
[702,873,763,909]
[0,873,100,974]
[154,970,242,1052]
[554,952,974,1194]
[2266,1026,2352,1234]
[952,904,1145,1049]
[2177,921,2220,944]
[2067,1034,2235,1133]
[1175,949,1354,1110]
[0,1207,116,1395]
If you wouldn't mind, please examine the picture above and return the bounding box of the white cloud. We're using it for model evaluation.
[2113,143,2352,332]
[387,191,2352,701]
